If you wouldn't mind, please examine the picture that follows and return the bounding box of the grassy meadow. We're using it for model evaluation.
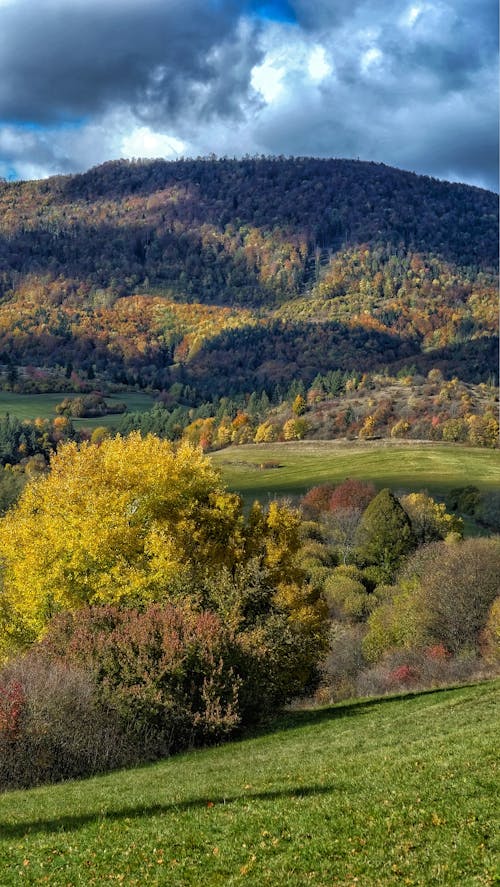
[0,391,155,428]
[211,441,500,505]
[0,680,498,886]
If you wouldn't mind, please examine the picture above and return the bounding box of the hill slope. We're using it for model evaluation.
[0,157,497,396]
[0,680,497,885]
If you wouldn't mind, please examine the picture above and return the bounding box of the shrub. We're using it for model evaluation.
[480,597,500,664]
[0,679,25,739]
[301,484,336,518]
[400,492,463,544]
[387,664,420,687]
[406,538,500,654]
[477,491,500,531]
[363,538,500,661]
[39,604,242,755]
[356,647,487,699]
[362,584,425,662]
[446,485,481,516]
[323,570,372,623]
[0,655,133,789]
[317,623,365,702]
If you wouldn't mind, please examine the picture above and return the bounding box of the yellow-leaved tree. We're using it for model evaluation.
[0,434,327,665]
[0,434,246,648]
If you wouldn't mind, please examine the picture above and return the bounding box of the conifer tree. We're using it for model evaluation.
[356,488,415,581]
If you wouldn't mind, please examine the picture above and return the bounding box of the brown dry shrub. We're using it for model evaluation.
[0,655,134,790]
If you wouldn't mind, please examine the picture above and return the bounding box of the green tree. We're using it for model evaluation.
[356,489,415,582]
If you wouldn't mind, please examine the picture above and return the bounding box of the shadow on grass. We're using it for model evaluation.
[0,784,335,839]
[252,680,494,737]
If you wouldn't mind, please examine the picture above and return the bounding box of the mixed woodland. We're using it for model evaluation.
[0,158,498,788]
[0,157,498,480]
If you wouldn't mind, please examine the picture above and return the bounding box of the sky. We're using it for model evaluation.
[0,0,497,190]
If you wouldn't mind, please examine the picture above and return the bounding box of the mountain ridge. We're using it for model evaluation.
[0,156,497,396]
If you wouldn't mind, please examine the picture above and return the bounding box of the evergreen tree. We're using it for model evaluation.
[356,488,415,582]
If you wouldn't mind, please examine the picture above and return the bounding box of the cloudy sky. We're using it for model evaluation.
[0,0,497,189]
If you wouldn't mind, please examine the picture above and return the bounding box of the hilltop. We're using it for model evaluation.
[0,157,497,399]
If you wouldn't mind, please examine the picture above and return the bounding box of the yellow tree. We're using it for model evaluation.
[400,492,463,544]
[0,434,246,649]
[0,434,327,661]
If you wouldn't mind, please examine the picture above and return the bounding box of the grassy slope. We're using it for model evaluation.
[211,441,500,504]
[0,391,155,428]
[0,681,498,886]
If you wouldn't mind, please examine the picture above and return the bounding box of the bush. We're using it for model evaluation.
[301,484,336,518]
[317,623,365,702]
[39,604,243,756]
[405,538,500,654]
[477,492,500,531]
[481,597,500,664]
[363,538,500,661]
[446,485,481,516]
[0,655,133,789]
[356,647,490,699]
[323,569,372,622]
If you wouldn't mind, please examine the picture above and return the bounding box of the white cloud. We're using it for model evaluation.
[400,5,423,28]
[360,46,383,74]
[120,127,187,160]
[251,58,286,102]
[308,46,332,82]
[0,0,496,189]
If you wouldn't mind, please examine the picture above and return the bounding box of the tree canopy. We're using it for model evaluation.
[0,434,320,653]
[356,488,415,581]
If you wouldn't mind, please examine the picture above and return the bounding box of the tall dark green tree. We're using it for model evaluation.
[356,488,415,582]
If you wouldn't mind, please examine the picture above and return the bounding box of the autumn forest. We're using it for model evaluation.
[0,156,498,792]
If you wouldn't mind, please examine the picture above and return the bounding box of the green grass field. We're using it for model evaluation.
[0,681,498,886]
[211,441,500,504]
[0,391,155,428]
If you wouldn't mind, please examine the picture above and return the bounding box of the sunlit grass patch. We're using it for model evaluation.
[0,680,498,885]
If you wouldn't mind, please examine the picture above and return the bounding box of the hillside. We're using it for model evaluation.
[0,157,498,399]
[0,680,497,886]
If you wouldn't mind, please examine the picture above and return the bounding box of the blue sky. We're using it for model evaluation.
[0,0,497,190]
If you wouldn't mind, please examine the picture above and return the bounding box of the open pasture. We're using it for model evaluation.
[0,391,155,428]
[211,440,500,504]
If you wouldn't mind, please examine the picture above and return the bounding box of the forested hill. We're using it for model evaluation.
[0,156,498,393]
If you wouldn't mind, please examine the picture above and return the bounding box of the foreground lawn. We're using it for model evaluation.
[0,681,498,886]
[0,391,155,428]
[211,440,500,504]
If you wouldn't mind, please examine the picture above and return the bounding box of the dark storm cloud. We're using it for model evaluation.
[0,0,497,190]
[0,0,262,125]
[250,0,499,190]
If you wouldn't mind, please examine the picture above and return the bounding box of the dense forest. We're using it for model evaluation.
[0,157,497,397]
[0,157,497,470]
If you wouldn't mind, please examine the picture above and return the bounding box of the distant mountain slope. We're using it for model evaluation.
[0,157,497,393]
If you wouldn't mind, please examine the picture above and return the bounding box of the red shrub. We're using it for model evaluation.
[0,680,25,739]
[329,479,377,512]
[388,664,420,686]
[39,604,242,753]
[301,484,336,517]
[426,644,450,661]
